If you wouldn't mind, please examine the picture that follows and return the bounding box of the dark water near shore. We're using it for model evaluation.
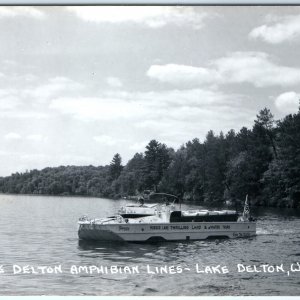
[0,194,300,296]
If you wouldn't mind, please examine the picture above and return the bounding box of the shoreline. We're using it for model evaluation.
[0,192,299,210]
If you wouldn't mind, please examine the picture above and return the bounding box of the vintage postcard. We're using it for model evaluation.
[0,5,300,296]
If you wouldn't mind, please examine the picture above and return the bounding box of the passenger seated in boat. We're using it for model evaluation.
[164,196,170,206]
[138,197,145,206]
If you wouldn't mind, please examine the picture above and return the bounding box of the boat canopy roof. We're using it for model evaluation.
[145,192,180,203]
[125,203,158,208]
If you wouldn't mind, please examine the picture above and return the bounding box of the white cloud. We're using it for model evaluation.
[2,73,39,82]
[49,97,145,121]
[147,52,300,88]
[4,132,21,140]
[49,88,237,122]
[26,134,46,142]
[48,87,255,149]
[0,111,49,119]
[135,105,255,147]
[0,89,20,110]
[23,74,38,82]
[0,76,84,123]
[0,75,84,118]
[2,59,17,66]
[147,64,219,85]
[19,153,93,166]
[1,82,255,175]
[67,6,208,29]
[0,7,45,19]
[20,153,50,162]
[249,14,300,44]
[0,96,20,110]
[213,52,300,87]
[106,77,123,88]
[0,89,14,97]
[22,76,84,101]
[56,154,95,165]
[275,91,299,114]
[93,135,118,146]
[129,141,148,151]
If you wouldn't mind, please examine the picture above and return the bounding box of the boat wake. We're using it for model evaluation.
[256,228,295,236]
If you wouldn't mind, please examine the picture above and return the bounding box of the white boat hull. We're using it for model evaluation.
[78,221,256,242]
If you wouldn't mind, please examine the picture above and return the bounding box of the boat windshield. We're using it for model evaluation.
[139,192,179,205]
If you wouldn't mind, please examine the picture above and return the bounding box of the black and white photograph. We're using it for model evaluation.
[0,5,300,296]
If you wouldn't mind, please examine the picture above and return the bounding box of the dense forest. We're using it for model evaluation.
[0,107,299,208]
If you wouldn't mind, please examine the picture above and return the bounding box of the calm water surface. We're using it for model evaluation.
[0,194,299,296]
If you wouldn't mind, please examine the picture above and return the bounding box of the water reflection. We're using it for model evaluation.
[77,237,250,266]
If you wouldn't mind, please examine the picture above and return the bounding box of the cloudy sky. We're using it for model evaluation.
[0,6,300,176]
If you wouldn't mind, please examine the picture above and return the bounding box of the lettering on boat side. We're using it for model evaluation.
[191,225,201,229]
[116,224,234,232]
[118,226,129,231]
[150,225,162,230]
[207,225,220,230]
[170,225,189,230]
[149,225,169,230]
[233,232,251,237]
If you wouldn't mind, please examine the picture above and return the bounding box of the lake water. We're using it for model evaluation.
[0,194,300,296]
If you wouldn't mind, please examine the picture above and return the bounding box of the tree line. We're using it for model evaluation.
[0,107,299,208]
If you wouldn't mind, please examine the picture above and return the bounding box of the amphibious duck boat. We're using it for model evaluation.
[78,195,256,242]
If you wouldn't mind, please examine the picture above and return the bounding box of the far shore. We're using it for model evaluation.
[0,192,299,210]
